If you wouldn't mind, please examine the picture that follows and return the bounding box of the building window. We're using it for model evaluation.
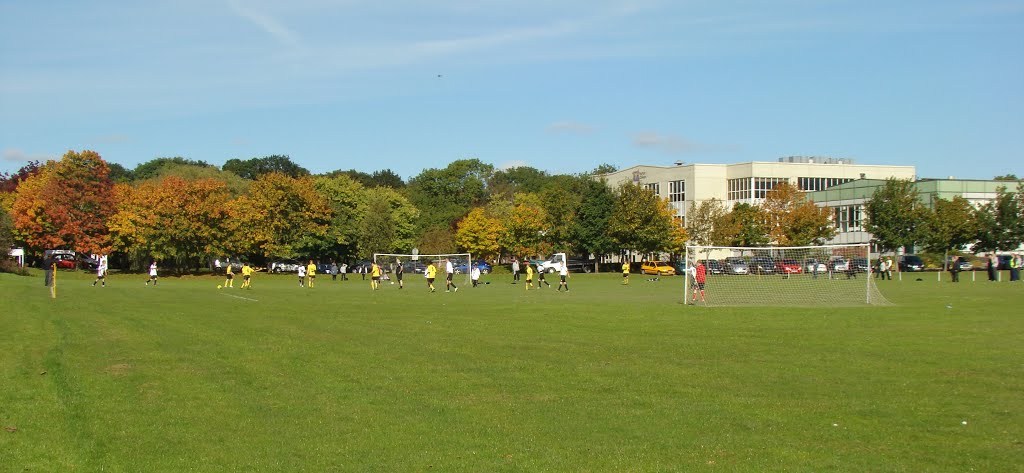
[798,177,853,191]
[643,183,660,197]
[753,177,788,199]
[833,205,864,232]
[728,178,751,201]
[668,180,685,202]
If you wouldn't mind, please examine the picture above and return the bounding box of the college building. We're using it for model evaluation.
[598,156,917,228]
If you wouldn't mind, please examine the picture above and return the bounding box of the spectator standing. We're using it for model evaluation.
[987,253,998,281]
[511,259,520,284]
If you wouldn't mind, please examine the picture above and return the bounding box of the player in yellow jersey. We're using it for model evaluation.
[426,261,437,292]
[622,261,630,285]
[306,260,317,288]
[240,262,253,289]
[525,263,534,290]
[224,263,235,288]
[370,262,381,290]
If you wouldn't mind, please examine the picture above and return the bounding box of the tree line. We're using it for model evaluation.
[0,151,685,273]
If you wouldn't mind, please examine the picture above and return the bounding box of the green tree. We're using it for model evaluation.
[864,178,929,255]
[313,174,367,260]
[223,155,309,180]
[608,182,677,256]
[371,169,405,188]
[570,179,617,271]
[993,174,1019,181]
[489,166,550,199]
[591,163,618,175]
[133,157,214,181]
[973,185,1023,252]
[923,196,978,268]
[0,207,13,252]
[355,187,419,258]
[406,159,493,231]
[685,198,729,246]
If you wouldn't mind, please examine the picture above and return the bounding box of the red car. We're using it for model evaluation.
[775,259,803,274]
[52,253,77,269]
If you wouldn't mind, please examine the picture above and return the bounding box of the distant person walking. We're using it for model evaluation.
[950,256,961,283]
[511,259,520,284]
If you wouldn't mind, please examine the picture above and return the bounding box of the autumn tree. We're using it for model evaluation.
[685,198,729,246]
[231,173,331,259]
[759,182,835,246]
[864,178,929,255]
[538,178,580,250]
[500,194,549,258]
[132,157,215,181]
[11,150,116,255]
[608,182,678,257]
[717,202,769,247]
[108,176,234,272]
[454,207,503,260]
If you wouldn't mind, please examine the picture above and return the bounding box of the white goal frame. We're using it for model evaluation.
[374,253,473,287]
[684,244,890,307]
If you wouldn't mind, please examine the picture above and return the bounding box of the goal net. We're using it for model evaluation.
[684,244,891,307]
[373,253,473,287]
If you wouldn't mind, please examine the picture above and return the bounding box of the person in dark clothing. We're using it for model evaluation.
[950,256,961,283]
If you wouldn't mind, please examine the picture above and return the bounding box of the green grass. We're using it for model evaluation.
[1,269,1022,471]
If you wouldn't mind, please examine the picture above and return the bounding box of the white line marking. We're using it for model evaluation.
[223,293,259,302]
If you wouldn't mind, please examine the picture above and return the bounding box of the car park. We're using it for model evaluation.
[829,256,850,272]
[851,257,870,273]
[641,261,677,276]
[723,257,749,275]
[455,260,493,274]
[749,257,777,275]
[401,260,428,275]
[946,257,974,271]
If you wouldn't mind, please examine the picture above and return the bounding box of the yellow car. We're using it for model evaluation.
[641,261,677,276]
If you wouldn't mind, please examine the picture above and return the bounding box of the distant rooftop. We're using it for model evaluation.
[778,156,855,165]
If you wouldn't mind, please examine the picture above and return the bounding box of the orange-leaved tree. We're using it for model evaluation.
[455,207,503,260]
[11,150,115,255]
[761,181,835,246]
[108,176,234,272]
[231,172,331,259]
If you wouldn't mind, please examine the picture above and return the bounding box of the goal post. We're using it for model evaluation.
[684,244,891,307]
[373,253,473,287]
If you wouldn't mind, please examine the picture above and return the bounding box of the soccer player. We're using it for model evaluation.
[224,262,235,288]
[92,255,108,287]
[525,263,534,290]
[370,261,381,290]
[395,258,404,289]
[471,265,480,287]
[557,260,569,292]
[444,258,458,292]
[297,263,306,287]
[537,266,551,288]
[511,259,520,284]
[425,260,437,292]
[306,260,317,288]
[146,261,158,286]
[240,262,253,289]
[621,261,630,285]
[691,261,707,304]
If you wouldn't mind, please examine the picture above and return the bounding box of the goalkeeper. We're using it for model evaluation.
[689,261,707,304]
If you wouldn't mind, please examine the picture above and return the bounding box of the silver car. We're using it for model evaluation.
[723,257,749,275]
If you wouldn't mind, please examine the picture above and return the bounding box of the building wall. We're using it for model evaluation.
[599,161,916,225]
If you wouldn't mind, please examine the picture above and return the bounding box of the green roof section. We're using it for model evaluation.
[807,178,1024,208]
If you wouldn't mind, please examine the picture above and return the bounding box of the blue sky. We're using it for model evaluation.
[2,0,1022,180]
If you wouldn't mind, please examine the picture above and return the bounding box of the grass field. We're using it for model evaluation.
[2,268,1022,472]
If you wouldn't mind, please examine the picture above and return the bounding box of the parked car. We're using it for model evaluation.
[749,257,777,275]
[829,256,850,272]
[775,259,803,274]
[78,254,101,271]
[270,259,303,273]
[723,257,749,275]
[641,260,677,276]
[851,257,870,273]
[804,258,828,274]
[455,260,493,274]
[898,255,925,272]
[52,253,77,269]
[947,257,974,271]
[401,260,428,275]
[698,259,724,275]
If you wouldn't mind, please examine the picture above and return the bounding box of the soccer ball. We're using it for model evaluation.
[217,285,222,289]
[390,281,394,285]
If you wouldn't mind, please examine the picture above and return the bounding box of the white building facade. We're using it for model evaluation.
[599,157,917,227]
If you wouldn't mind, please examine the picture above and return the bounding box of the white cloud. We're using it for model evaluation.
[497,160,529,170]
[632,131,703,154]
[2,148,53,164]
[225,0,301,47]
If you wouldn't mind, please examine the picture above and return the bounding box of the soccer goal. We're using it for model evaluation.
[373,253,473,287]
[684,244,891,307]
